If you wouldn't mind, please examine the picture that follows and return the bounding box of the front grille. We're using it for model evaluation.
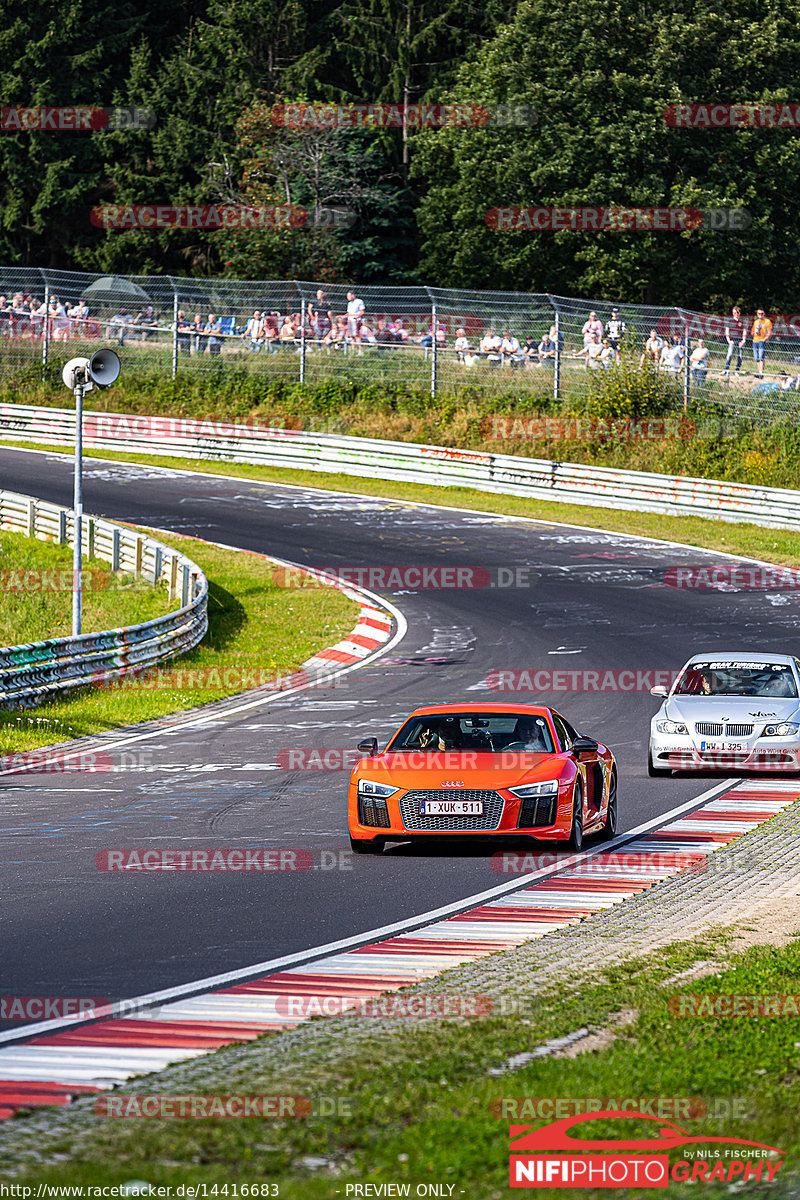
[725,724,753,738]
[357,796,390,827]
[517,795,557,828]
[696,722,723,736]
[399,789,504,831]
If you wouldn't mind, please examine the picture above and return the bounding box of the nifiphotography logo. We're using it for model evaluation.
[508,1110,784,1188]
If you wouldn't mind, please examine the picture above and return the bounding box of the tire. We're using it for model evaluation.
[567,779,584,851]
[648,747,671,777]
[599,770,618,840]
[349,834,384,855]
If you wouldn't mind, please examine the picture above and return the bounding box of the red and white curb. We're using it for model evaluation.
[1,779,797,1120]
[301,582,393,671]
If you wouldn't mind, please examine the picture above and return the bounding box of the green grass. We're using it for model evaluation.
[0,529,171,646]
[3,931,799,1197]
[0,529,357,753]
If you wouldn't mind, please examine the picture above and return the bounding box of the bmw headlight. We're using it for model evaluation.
[508,780,560,799]
[357,778,398,798]
[656,720,688,735]
[761,722,800,738]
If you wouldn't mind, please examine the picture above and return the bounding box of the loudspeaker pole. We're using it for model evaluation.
[72,380,84,637]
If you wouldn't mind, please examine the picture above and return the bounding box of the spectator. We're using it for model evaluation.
[375,318,395,353]
[325,316,348,351]
[346,290,365,350]
[0,295,9,337]
[67,298,89,338]
[751,308,772,378]
[660,333,685,375]
[548,323,564,352]
[583,331,604,370]
[723,305,746,376]
[639,328,663,369]
[389,318,409,342]
[479,327,502,363]
[690,338,709,387]
[108,306,133,346]
[307,288,332,339]
[134,305,158,342]
[31,298,47,339]
[778,371,799,391]
[243,310,264,352]
[262,312,281,352]
[600,337,615,370]
[360,319,377,346]
[604,307,626,360]
[278,315,297,346]
[49,295,69,341]
[176,309,192,355]
[581,311,603,346]
[454,327,471,362]
[204,312,222,356]
[538,332,556,367]
[501,329,525,368]
[190,312,205,354]
[524,334,539,363]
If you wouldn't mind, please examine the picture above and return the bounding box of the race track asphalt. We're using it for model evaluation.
[2,446,796,1013]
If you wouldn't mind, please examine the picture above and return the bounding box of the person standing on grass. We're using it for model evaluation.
[751,308,773,378]
[690,338,710,388]
[723,305,746,375]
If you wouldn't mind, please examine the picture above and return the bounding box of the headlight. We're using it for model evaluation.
[761,722,800,738]
[656,720,688,735]
[508,780,560,799]
[357,778,398,798]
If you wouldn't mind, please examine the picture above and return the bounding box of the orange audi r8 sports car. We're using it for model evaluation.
[347,703,617,854]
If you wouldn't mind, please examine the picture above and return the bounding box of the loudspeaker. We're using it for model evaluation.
[88,349,121,387]
[61,357,90,389]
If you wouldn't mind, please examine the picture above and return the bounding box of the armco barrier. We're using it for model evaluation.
[1,403,799,531]
[0,488,208,707]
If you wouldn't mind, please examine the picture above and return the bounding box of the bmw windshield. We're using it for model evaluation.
[673,661,798,698]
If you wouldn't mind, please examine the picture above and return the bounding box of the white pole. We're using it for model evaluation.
[72,381,84,637]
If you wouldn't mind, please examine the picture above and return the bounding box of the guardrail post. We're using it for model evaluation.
[112,528,121,571]
[58,510,67,544]
[169,554,178,601]
[27,499,35,537]
[135,536,144,576]
[88,518,95,559]
[153,546,162,585]
[181,564,190,607]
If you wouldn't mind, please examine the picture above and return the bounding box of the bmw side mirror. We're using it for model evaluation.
[357,737,378,755]
[572,735,599,758]
[650,685,668,698]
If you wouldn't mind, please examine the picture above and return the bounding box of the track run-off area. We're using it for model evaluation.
[1,444,799,1113]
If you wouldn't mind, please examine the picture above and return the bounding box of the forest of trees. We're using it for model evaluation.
[2,0,800,307]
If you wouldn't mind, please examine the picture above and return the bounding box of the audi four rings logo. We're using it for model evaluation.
[440,780,466,788]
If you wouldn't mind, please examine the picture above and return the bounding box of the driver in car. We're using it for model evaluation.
[512,717,549,750]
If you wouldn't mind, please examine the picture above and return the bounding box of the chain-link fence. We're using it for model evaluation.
[1,267,797,421]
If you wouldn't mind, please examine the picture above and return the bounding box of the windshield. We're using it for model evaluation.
[673,661,798,698]
[388,713,555,753]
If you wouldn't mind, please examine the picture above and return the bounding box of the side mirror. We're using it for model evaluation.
[357,737,378,755]
[650,685,669,698]
[572,735,598,758]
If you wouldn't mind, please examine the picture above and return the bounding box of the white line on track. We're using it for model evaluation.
[0,776,734,1047]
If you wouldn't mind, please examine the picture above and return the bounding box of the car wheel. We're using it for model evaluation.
[567,779,583,851]
[648,747,671,777]
[349,835,384,855]
[599,770,618,840]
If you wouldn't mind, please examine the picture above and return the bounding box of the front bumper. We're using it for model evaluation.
[650,730,800,772]
[348,785,573,840]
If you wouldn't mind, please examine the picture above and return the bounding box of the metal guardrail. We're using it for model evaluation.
[1,403,799,531]
[0,487,208,707]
